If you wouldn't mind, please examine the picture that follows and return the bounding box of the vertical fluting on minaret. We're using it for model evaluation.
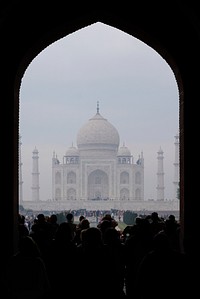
[156,147,165,201]
[32,147,40,202]
[173,133,179,200]
[19,134,23,203]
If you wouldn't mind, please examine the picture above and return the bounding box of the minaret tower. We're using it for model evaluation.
[173,133,179,200]
[32,147,40,202]
[19,134,23,204]
[156,147,165,201]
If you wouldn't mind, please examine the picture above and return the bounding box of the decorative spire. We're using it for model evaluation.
[97,100,99,114]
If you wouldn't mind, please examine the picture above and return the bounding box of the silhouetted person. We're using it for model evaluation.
[74,218,90,245]
[164,214,181,252]
[48,214,59,240]
[149,211,165,236]
[76,227,113,297]
[18,214,29,241]
[134,231,189,299]
[29,213,53,263]
[124,217,153,297]
[6,236,51,299]
[47,222,78,297]
[103,227,126,296]
[65,212,77,240]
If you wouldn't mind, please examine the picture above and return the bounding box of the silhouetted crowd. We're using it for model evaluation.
[5,211,195,299]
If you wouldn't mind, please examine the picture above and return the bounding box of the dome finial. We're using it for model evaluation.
[97,101,99,114]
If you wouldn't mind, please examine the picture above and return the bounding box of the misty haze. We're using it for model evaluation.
[19,22,179,218]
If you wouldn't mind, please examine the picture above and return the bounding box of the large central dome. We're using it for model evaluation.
[77,107,120,151]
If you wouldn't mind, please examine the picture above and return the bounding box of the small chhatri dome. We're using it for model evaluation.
[32,147,38,154]
[118,143,131,156]
[65,144,79,156]
[77,102,120,150]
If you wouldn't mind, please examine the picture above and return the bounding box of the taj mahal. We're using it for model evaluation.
[19,103,180,213]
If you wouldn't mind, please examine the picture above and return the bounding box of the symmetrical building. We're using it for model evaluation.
[51,103,144,208]
[19,104,179,213]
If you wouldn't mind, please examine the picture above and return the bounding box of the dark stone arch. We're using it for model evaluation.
[1,2,199,267]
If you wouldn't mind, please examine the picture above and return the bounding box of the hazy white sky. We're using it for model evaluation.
[19,22,179,202]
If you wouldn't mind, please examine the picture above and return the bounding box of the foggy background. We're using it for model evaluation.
[19,22,179,202]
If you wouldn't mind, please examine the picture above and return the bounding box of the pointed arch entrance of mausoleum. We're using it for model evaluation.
[88,169,109,200]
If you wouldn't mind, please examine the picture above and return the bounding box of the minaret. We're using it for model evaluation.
[173,133,179,200]
[156,147,165,201]
[32,147,40,202]
[18,134,23,204]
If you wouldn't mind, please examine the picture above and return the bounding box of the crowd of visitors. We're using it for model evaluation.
[5,211,194,298]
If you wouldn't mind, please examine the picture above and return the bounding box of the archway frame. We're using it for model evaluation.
[10,6,187,255]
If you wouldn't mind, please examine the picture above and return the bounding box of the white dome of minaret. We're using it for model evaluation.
[118,142,131,156]
[65,143,79,156]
